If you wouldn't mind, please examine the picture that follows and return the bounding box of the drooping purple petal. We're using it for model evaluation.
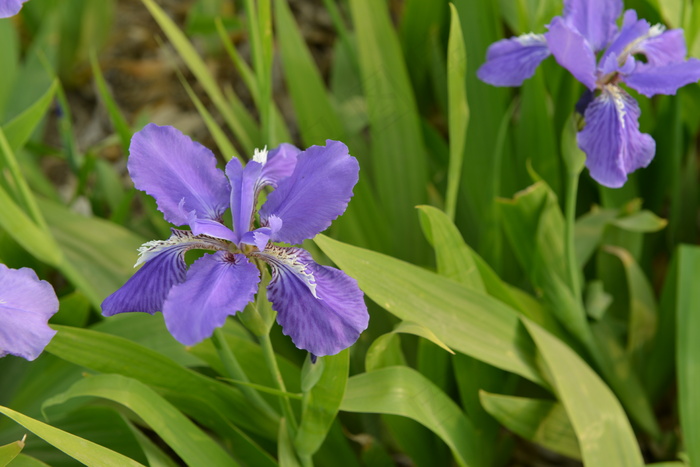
[257,246,368,357]
[259,140,359,245]
[634,29,687,66]
[102,230,226,316]
[128,124,230,226]
[578,85,655,188]
[476,33,551,87]
[562,0,622,52]
[259,143,301,189]
[162,252,260,346]
[545,17,598,90]
[0,265,58,361]
[0,0,28,18]
[189,216,237,243]
[622,59,700,97]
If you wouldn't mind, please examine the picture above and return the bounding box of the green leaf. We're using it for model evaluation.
[7,454,51,467]
[278,419,301,467]
[394,321,454,355]
[365,333,406,372]
[575,206,618,268]
[314,234,543,385]
[341,367,481,467]
[273,0,344,145]
[417,205,484,291]
[295,351,349,459]
[2,80,57,153]
[521,320,644,466]
[89,50,131,155]
[677,245,700,467]
[611,211,668,233]
[348,0,429,261]
[0,438,24,466]
[141,0,255,153]
[480,392,580,460]
[0,406,144,467]
[446,5,469,220]
[44,374,238,467]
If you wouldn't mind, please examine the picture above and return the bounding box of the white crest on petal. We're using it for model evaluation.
[515,33,547,47]
[601,85,627,129]
[135,229,228,267]
[256,245,318,298]
[253,146,269,165]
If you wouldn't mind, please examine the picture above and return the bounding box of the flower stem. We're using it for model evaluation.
[259,333,298,434]
[565,170,581,301]
[211,328,278,422]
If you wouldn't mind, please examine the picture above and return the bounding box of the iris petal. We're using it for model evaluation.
[578,86,655,188]
[102,229,225,315]
[260,140,359,245]
[476,33,551,87]
[0,265,58,361]
[226,158,262,245]
[634,29,687,67]
[163,252,260,346]
[128,124,230,226]
[545,17,598,90]
[623,59,700,97]
[260,143,301,189]
[562,0,622,52]
[0,0,28,18]
[258,246,368,357]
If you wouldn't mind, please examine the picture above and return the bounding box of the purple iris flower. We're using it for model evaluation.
[0,0,29,18]
[477,0,700,188]
[0,264,58,361]
[101,124,369,357]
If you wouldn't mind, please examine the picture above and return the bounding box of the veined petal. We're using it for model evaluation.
[259,143,301,189]
[545,17,598,90]
[257,246,368,357]
[0,0,28,18]
[634,29,687,67]
[623,59,700,97]
[0,265,58,361]
[562,0,622,52]
[189,215,237,243]
[128,124,230,226]
[476,33,551,87]
[226,158,262,244]
[102,229,226,316]
[259,140,358,245]
[163,252,260,346]
[578,85,655,188]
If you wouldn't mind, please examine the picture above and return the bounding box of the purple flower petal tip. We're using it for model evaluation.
[260,140,359,245]
[128,123,230,226]
[163,252,260,346]
[545,17,597,90]
[260,247,369,357]
[562,0,622,51]
[476,34,551,87]
[0,264,58,361]
[579,86,655,188]
[0,0,29,18]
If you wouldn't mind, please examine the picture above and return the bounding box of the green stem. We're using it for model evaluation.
[211,328,278,422]
[259,333,298,434]
[564,170,581,301]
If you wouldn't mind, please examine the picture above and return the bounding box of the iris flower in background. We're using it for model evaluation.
[102,124,369,357]
[0,0,29,18]
[0,264,59,360]
[477,0,700,188]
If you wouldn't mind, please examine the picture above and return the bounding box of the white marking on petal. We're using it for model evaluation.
[256,245,318,298]
[515,33,547,47]
[253,146,269,165]
[602,85,627,129]
[135,229,228,267]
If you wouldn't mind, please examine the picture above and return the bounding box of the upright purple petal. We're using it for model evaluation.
[0,0,28,18]
[101,230,226,316]
[601,10,650,66]
[562,0,622,51]
[226,158,262,244]
[476,33,551,87]
[257,246,368,357]
[163,252,260,345]
[0,265,58,361]
[578,85,655,188]
[259,140,359,245]
[260,143,301,189]
[128,124,230,226]
[634,29,687,66]
[545,17,598,90]
[622,59,700,97]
